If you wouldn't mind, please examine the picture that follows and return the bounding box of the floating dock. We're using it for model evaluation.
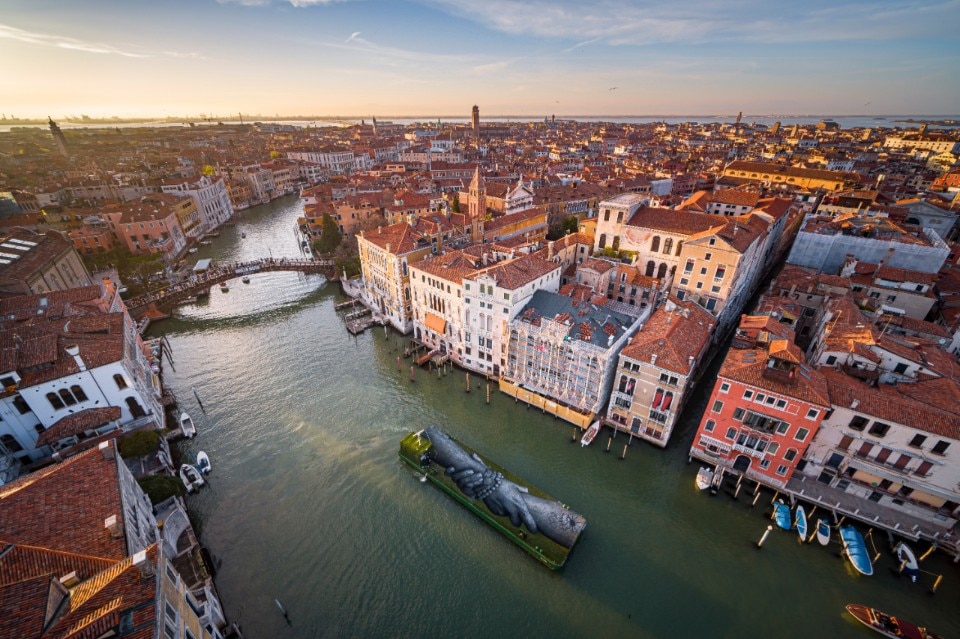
[399,429,586,570]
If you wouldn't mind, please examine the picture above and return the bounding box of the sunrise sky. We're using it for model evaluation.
[3,0,959,119]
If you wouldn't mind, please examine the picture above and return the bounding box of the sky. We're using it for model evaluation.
[2,0,959,119]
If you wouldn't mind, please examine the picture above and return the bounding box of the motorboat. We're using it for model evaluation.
[840,525,874,576]
[242,275,250,284]
[845,604,943,639]
[196,451,211,475]
[773,499,792,530]
[179,464,205,493]
[219,281,229,292]
[580,420,601,447]
[816,518,831,546]
[179,412,197,439]
[695,466,714,491]
[894,542,920,583]
[795,504,808,542]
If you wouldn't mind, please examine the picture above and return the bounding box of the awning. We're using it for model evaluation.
[36,407,122,447]
[193,258,212,273]
[846,457,955,502]
[424,312,446,334]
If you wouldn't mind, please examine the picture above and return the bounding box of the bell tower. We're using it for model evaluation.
[468,166,485,243]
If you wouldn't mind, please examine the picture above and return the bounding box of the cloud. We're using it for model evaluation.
[346,31,361,42]
[563,37,601,53]
[421,0,960,45]
[216,0,347,5]
[0,23,202,59]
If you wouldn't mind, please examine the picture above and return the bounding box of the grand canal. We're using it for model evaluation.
[155,195,959,638]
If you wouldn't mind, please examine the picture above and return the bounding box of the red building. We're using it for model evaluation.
[689,313,830,488]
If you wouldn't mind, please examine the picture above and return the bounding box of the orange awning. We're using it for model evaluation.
[424,312,446,334]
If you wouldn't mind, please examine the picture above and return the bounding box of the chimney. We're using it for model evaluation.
[99,440,115,460]
[65,345,86,372]
[650,354,658,365]
[104,514,122,538]
[688,356,694,369]
[60,571,81,588]
[132,550,154,578]
[850,399,860,410]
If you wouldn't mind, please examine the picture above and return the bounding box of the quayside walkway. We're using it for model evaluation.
[127,257,333,315]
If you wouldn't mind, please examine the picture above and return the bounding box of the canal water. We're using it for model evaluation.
[155,195,959,639]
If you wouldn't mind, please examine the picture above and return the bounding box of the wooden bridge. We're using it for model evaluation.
[126,257,334,315]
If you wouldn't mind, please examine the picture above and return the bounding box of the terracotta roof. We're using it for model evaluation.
[626,206,723,236]
[620,297,713,375]
[823,369,960,439]
[36,407,123,447]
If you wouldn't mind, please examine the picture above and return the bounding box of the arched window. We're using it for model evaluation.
[71,385,88,402]
[675,241,683,256]
[612,236,620,252]
[47,392,65,410]
[650,236,660,253]
[645,261,656,277]
[59,389,77,407]
[598,234,607,249]
[616,211,624,224]
[125,397,146,419]
[657,263,668,279]
[663,238,673,254]
[0,434,23,453]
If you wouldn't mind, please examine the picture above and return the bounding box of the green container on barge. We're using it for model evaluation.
[399,429,586,570]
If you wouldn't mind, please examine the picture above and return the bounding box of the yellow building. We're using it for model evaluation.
[722,160,860,191]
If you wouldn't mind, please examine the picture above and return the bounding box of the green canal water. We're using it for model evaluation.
[154,195,959,639]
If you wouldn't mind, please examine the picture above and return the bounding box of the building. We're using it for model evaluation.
[501,288,647,426]
[0,440,225,638]
[472,105,480,139]
[357,222,436,333]
[0,283,164,465]
[101,195,189,262]
[607,297,714,446]
[722,160,860,191]
[787,213,950,275]
[689,314,831,488]
[48,117,69,157]
[160,176,234,234]
[0,228,93,297]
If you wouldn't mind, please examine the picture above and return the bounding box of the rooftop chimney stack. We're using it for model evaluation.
[99,441,115,460]
[104,514,122,538]
[65,345,86,372]
[132,550,154,578]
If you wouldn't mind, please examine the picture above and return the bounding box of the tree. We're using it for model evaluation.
[562,215,579,234]
[315,213,343,254]
[452,195,460,213]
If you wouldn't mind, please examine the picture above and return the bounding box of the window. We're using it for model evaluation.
[932,440,950,455]
[733,408,745,420]
[13,396,30,414]
[720,382,730,393]
[775,399,787,409]
[714,266,726,280]
[759,459,770,470]
[776,465,788,476]
[784,448,798,462]
[743,390,754,400]
[795,428,809,442]
[826,355,837,366]
[893,362,908,375]
[47,392,65,410]
[700,267,708,275]
[70,385,88,402]
[0,434,23,453]
[806,408,819,420]
[712,400,723,413]
[58,389,76,406]
[704,419,715,432]
[848,416,868,431]
[704,253,712,261]
[684,260,694,274]
[680,278,689,286]
[767,442,779,455]
[725,427,736,440]
[908,434,926,448]
[868,422,890,437]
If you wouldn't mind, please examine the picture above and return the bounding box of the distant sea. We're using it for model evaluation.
[2,114,957,133]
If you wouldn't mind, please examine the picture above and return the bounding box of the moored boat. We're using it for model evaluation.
[840,525,874,576]
[179,412,197,438]
[816,518,831,546]
[774,499,792,530]
[219,281,229,292]
[242,275,250,284]
[894,542,920,583]
[795,504,808,542]
[196,451,211,475]
[845,603,943,639]
[695,466,714,491]
[179,464,205,493]
[580,420,600,447]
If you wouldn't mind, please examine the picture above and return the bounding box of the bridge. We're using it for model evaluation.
[126,257,334,315]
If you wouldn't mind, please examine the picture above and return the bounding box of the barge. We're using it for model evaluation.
[399,427,587,570]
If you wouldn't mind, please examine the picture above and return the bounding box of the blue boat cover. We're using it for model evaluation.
[840,526,874,576]
[774,501,792,530]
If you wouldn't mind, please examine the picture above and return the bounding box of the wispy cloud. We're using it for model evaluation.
[422,0,960,45]
[563,37,601,53]
[217,0,348,6]
[0,23,203,59]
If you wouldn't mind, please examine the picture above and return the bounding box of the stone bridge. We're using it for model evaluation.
[126,257,334,315]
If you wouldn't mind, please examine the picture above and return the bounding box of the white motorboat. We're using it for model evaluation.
[196,451,211,475]
[241,275,250,284]
[179,464,205,493]
[895,542,921,582]
[580,420,601,447]
[179,412,197,439]
[695,466,714,491]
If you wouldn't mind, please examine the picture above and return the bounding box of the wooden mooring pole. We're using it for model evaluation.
[757,525,773,549]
